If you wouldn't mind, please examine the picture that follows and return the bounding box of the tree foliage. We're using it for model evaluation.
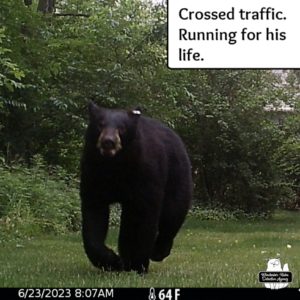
[0,0,299,215]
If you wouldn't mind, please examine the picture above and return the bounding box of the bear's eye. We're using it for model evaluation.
[97,122,105,131]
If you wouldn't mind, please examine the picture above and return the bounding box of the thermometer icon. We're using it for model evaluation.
[148,287,156,300]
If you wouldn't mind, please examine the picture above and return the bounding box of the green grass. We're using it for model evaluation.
[0,210,300,287]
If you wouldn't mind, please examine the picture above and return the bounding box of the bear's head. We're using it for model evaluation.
[88,102,141,158]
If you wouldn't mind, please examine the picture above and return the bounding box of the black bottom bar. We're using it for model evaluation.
[1,287,300,300]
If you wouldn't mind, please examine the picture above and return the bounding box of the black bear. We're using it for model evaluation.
[80,102,192,274]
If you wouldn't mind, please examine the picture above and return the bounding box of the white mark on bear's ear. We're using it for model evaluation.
[132,110,141,115]
[128,108,142,119]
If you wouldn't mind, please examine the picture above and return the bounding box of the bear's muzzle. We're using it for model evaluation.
[97,128,122,157]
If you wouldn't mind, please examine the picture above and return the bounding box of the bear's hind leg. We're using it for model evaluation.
[151,170,192,262]
[151,203,188,262]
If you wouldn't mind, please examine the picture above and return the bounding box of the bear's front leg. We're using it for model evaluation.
[81,201,122,271]
[118,188,161,274]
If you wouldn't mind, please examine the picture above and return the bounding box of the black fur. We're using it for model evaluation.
[80,103,193,273]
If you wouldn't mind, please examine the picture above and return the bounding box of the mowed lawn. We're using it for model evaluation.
[0,210,299,287]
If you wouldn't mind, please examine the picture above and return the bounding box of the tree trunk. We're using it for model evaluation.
[37,0,56,13]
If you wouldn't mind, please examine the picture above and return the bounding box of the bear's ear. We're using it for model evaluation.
[88,101,103,121]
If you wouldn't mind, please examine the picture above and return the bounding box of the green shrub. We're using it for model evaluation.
[189,205,270,221]
[0,157,81,239]
[276,137,300,210]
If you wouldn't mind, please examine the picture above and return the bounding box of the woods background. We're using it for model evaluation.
[0,0,299,238]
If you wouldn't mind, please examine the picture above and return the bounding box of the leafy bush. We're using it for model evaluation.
[0,156,81,239]
[276,137,300,210]
[183,71,285,215]
[0,0,298,217]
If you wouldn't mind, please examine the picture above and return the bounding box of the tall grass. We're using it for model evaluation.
[0,156,81,240]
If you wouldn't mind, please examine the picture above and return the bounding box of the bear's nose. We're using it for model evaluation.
[101,138,116,150]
